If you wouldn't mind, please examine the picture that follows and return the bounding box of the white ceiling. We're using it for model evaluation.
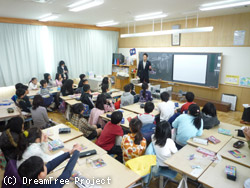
[0,0,250,27]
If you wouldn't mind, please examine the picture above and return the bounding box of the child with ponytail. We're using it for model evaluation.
[172,104,203,149]
[28,77,38,90]
[139,83,153,103]
[121,119,147,162]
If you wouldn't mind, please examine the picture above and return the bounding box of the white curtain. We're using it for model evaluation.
[0,23,119,87]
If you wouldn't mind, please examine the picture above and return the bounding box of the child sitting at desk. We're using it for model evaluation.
[78,74,86,88]
[21,85,32,107]
[121,118,146,162]
[28,77,38,90]
[11,83,24,102]
[129,83,136,96]
[120,84,134,107]
[151,121,178,167]
[101,84,112,99]
[18,144,81,188]
[16,88,31,113]
[157,92,175,122]
[88,94,114,128]
[71,103,102,140]
[172,104,203,149]
[44,73,56,87]
[180,92,195,113]
[101,77,112,90]
[55,73,63,87]
[80,84,95,110]
[138,101,155,126]
[39,80,54,111]
[201,102,220,129]
[39,80,50,96]
[96,111,124,162]
[61,79,74,96]
[139,83,153,103]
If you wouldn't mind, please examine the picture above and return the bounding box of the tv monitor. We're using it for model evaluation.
[113,53,124,64]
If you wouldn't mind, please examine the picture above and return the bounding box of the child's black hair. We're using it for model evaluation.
[96,94,106,111]
[101,84,109,93]
[102,77,109,85]
[79,74,86,80]
[83,84,90,92]
[40,80,47,88]
[124,84,131,92]
[129,83,134,90]
[111,111,123,124]
[55,73,62,80]
[144,101,154,113]
[129,118,143,145]
[27,127,42,144]
[29,77,37,84]
[160,92,170,102]
[21,85,28,91]
[15,83,23,90]
[188,104,202,130]
[154,121,172,147]
[61,79,74,94]
[32,95,44,110]
[185,92,195,102]
[142,83,148,98]
[44,73,50,84]
[202,102,217,117]
[16,89,26,98]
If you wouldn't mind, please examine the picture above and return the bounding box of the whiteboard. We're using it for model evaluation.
[173,55,208,84]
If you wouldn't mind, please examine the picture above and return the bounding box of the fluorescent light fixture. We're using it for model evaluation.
[96,20,119,27]
[135,12,163,19]
[120,27,214,38]
[69,0,104,12]
[39,13,60,22]
[200,0,250,11]
[134,12,167,21]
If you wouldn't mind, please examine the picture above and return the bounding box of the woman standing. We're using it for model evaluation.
[57,61,68,80]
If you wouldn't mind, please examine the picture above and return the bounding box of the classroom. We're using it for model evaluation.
[0,0,250,188]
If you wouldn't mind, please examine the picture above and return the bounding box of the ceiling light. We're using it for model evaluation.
[120,27,214,38]
[69,0,104,12]
[199,0,250,11]
[38,13,60,22]
[134,12,168,21]
[96,20,119,27]
[135,12,163,19]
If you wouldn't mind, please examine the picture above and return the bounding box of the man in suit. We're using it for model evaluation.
[137,53,152,83]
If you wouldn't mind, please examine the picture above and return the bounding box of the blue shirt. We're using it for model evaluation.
[172,114,203,146]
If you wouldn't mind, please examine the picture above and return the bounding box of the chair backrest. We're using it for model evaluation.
[141,123,156,144]
[2,160,22,188]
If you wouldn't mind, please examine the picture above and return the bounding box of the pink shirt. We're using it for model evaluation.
[56,79,63,87]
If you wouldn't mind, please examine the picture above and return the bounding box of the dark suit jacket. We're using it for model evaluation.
[57,66,69,80]
[137,60,151,83]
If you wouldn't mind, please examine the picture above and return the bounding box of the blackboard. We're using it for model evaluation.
[139,52,222,88]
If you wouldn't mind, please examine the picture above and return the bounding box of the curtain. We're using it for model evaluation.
[0,23,119,87]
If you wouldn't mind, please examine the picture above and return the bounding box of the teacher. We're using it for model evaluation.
[137,53,152,83]
[57,60,69,80]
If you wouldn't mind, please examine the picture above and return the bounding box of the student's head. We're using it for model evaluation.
[27,127,42,143]
[154,121,172,147]
[129,118,143,145]
[79,74,86,80]
[142,83,148,98]
[83,84,90,93]
[143,53,148,61]
[101,84,109,93]
[124,84,131,92]
[62,79,74,91]
[18,156,47,183]
[144,101,154,113]
[185,92,195,102]
[72,103,84,115]
[6,117,24,133]
[15,83,23,90]
[55,73,62,81]
[160,92,170,102]
[44,73,51,83]
[16,88,26,99]
[102,77,109,85]
[96,94,106,110]
[29,77,37,84]
[82,79,88,85]
[202,102,217,117]
[21,85,29,95]
[40,80,47,88]
[59,60,65,67]
[129,83,134,91]
[188,104,202,130]
[32,95,44,110]
[111,111,123,125]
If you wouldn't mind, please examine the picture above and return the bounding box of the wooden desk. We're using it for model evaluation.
[60,94,81,101]
[111,91,124,98]
[198,158,250,188]
[27,87,58,97]
[218,138,250,168]
[164,145,213,180]
[0,99,21,121]
[187,129,232,153]
[43,124,83,143]
[100,109,137,129]
[65,99,82,106]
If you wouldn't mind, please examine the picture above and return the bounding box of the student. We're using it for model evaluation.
[101,84,112,99]
[31,95,50,129]
[21,85,32,107]
[96,111,124,162]
[88,94,114,128]
[157,92,176,122]
[241,106,250,125]
[151,121,178,167]
[18,144,81,188]
[17,127,62,168]
[71,103,102,140]
[121,118,147,162]
[61,79,74,96]
[11,83,24,102]
[78,74,86,88]
[0,117,27,160]
[80,84,94,110]
[201,102,220,129]
[139,83,153,103]
[101,77,111,90]
[39,80,50,96]
[57,60,69,80]
[130,83,136,96]
[44,73,56,87]
[138,101,155,125]
[120,84,134,107]
[55,73,63,87]
[28,78,38,90]
[16,88,31,113]
[172,104,203,149]
[180,92,195,113]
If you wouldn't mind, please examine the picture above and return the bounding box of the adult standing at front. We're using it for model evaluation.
[57,61,69,80]
[137,53,152,83]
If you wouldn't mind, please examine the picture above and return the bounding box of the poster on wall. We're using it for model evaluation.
[239,77,250,87]
[233,30,245,45]
[225,75,239,85]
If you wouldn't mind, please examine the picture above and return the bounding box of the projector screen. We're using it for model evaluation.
[173,55,208,84]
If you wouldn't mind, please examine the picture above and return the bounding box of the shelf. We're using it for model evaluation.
[112,64,130,67]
